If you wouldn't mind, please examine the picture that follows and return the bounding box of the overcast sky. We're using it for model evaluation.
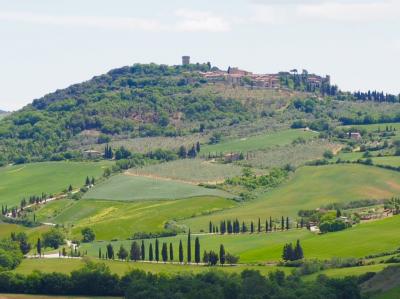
[0,0,399,111]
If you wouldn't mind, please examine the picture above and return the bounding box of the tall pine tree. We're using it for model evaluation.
[187,229,191,263]
[155,239,159,262]
[195,237,200,264]
[179,240,184,263]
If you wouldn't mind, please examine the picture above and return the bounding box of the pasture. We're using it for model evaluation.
[0,161,112,206]
[34,196,236,240]
[81,215,400,264]
[0,223,50,243]
[128,159,245,184]
[202,129,317,154]
[181,164,400,231]
[339,122,400,133]
[83,173,232,201]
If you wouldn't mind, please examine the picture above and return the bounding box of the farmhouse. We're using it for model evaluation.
[83,149,102,159]
[349,132,362,140]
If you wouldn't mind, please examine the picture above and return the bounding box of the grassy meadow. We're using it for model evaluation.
[182,164,400,231]
[0,223,50,243]
[339,122,400,133]
[83,173,232,201]
[202,129,317,154]
[34,196,236,240]
[0,161,112,206]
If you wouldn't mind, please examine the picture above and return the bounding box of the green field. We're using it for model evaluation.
[81,215,400,264]
[373,286,400,299]
[0,223,50,243]
[202,129,317,154]
[35,196,236,240]
[13,258,290,276]
[129,159,245,184]
[340,122,400,133]
[182,164,400,231]
[0,161,112,206]
[83,173,232,201]
[333,152,400,167]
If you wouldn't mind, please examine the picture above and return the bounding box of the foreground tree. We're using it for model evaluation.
[179,240,184,263]
[219,244,225,266]
[187,229,191,263]
[194,237,200,264]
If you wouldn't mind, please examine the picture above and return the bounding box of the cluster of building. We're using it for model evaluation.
[181,56,331,90]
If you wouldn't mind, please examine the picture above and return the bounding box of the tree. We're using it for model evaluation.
[208,250,219,266]
[178,145,187,159]
[282,243,294,261]
[194,237,200,264]
[196,141,201,153]
[43,229,65,249]
[265,219,268,234]
[294,240,304,260]
[179,240,184,263]
[85,176,90,186]
[68,185,73,192]
[219,244,225,265]
[81,227,95,243]
[155,239,159,262]
[187,229,191,263]
[250,221,254,233]
[106,243,114,260]
[12,232,31,254]
[323,150,334,159]
[98,248,101,259]
[141,241,145,260]
[225,253,239,265]
[188,145,197,158]
[161,242,168,263]
[117,245,128,260]
[130,241,141,261]
[149,243,153,261]
[336,209,342,218]
[242,221,247,233]
[286,217,289,230]
[169,243,174,261]
[258,218,261,233]
[281,216,285,231]
[209,221,213,233]
[36,238,42,257]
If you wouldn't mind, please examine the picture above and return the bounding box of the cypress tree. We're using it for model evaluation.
[130,241,140,261]
[219,244,225,265]
[106,243,114,260]
[85,176,90,186]
[155,239,159,262]
[149,243,154,261]
[141,240,145,260]
[98,248,101,259]
[258,218,261,233]
[269,216,272,231]
[286,217,289,230]
[195,237,200,264]
[179,240,184,263]
[37,238,42,257]
[209,221,213,233]
[294,239,304,260]
[242,221,247,233]
[196,141,201,153]
[187,229,191,263]
[300,218,304,228]
[169,243,174,261]
[265,219,268,233]
[161,242,168,263]
[250,221,254,233]
[281,216,285,231]
[227,220,232,234]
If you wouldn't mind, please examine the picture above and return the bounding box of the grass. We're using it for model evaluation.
[35,196,236,240]
[0,161,112,207]
[83,173,232,201]
[303,263,394,281]
[0,223,50,243]
[13,258,290,276]
[372,286,400,299]
[81,215,400,264]
[333,152,400,167]
[129,159,245,184]
[339,122,400,133]
[202,129,317,154]
[182,164,400,232]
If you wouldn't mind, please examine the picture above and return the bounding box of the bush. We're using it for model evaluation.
[81,227,95,243]
[43,229,65,249]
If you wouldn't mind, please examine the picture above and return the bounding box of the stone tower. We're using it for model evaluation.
[182,56,190,65]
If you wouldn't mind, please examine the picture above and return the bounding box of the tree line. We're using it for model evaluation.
[209,216,306,234]
[99,230,238,266]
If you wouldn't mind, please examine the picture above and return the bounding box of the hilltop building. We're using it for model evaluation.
[182,56,190,65]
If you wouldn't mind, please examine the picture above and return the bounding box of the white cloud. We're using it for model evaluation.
[247,0,400,24]
[174,9,231,32]
[0,10,231,33]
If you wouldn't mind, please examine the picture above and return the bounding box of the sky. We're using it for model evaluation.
[0,0,399,111]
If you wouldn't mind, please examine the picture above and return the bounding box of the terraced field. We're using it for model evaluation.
[129,159,245,184]
[182,164,400,231]
[83,173,232,201]
[0,161,112,206]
